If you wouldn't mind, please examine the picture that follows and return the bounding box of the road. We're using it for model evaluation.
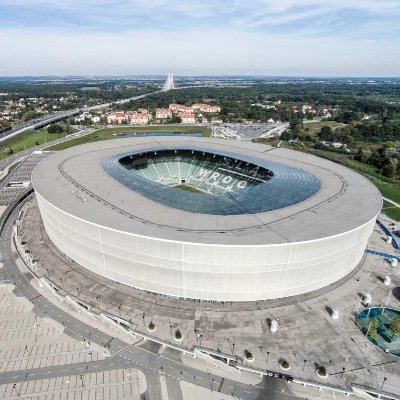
[0,199,302,400]
[0,110,80,144]
[0,91,158,145]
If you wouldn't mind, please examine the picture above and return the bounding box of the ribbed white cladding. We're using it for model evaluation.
[36,191,375,301]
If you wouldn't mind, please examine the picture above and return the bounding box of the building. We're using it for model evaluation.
[74,112,101,124]
[107,112,130,124]
[180,113,196,124]
[211,117,223,124]
[169,104,192,114]
[192,104,221,113]
[156,108,172,119]
[129,111,149,125]
[107,109,149,125]
[32,137,381,302]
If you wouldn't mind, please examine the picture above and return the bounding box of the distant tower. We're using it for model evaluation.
[162,73,175,91]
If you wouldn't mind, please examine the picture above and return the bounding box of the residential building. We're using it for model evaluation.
[156,108,172,119]
[180,113,196,124]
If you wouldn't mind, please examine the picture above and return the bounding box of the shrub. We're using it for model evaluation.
[175,329,182,340]
[244,350,254,361]
[318,366,327,376]
[148,321,156,331]
[280,359,290,369]
[48,124,64,134]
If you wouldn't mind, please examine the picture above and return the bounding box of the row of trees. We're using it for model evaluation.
[354,145,399,178]
[287,117,400,144]
[47,123,73,134]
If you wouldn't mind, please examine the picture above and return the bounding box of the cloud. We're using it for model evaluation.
[0,27,399,76]
[0,1,399,75]
[1,0,400,32]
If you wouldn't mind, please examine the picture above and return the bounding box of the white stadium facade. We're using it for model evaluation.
[32,137,382,302]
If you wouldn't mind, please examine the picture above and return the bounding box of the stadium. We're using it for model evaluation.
[31,137,382,302]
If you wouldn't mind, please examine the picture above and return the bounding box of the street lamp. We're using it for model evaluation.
[381,377,387,390]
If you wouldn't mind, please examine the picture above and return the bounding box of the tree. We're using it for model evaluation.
[289,113,303,131]
[354,148,371,163]
[280,131,291,141]
[389,316,400,335]
[318,126,333,141]
[381,159,397,178]
[47,123,64,134]
[367,317,379,340]
[170,115,182,124]
[174,329,182,340]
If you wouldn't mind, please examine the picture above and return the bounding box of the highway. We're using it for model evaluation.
[0,110,80,144]
[0,196,302,400]
[0,92,157,146]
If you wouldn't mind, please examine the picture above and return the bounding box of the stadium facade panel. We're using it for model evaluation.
[32,137,382,301]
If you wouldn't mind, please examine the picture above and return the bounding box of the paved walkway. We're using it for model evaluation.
[383,197,400,209]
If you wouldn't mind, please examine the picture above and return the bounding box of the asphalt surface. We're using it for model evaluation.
[0,198,302,400]
[0,110,80,145]
[0,90,158,146]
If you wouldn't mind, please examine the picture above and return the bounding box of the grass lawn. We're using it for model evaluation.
[382,200,400,222]
[258,138,400,213]
[0,128,71,161]
[304,147,388,178]
[303,148,400,206]
[174,184,203,193]
[46,125,211,151]
[372,180,400,204]
[302,121,347,135]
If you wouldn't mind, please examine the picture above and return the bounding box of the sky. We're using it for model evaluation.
[0,0,400,77]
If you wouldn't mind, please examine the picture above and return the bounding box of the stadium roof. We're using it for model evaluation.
[32,137,382,245]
